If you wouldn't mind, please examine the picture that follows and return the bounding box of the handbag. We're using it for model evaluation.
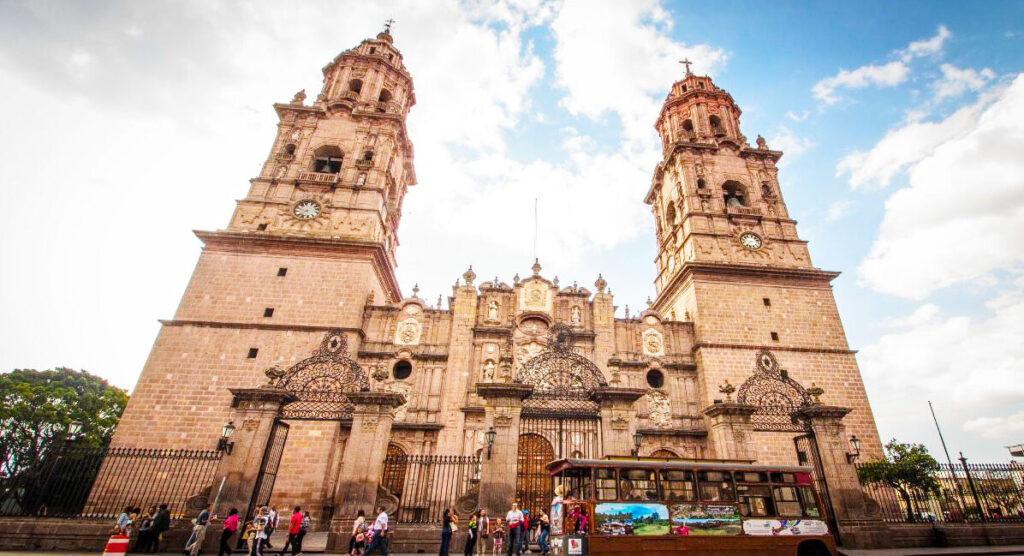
[450,523,458,532]
[356,533,365,543]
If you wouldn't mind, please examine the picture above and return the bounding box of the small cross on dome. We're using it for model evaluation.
[679,58,693,76]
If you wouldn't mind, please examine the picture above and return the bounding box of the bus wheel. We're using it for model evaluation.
[797,539,831,556]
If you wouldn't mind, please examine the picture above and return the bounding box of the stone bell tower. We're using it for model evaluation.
[109,27,418,450]
[646,65,882,462]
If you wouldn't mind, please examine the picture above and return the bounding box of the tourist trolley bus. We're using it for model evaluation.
[545,458,836,556]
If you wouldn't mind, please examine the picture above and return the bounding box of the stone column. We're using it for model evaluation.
[476,383,532,516]
[212,387,296,516]
[327,391,405,548]
[592,387,645,457]
[794,404,882,547]
[701,402,757,461]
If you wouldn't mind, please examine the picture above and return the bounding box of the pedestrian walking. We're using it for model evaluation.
[518,510,529,555]
[266,507,279,549]
[116,506,133,535]
[151,504,170,553]
[504,503,523,556]
[440,506,457,556]
[363,506,389,556]
[491,520,504,556]
[476,509,490,556]
[297,511,311,554]
[218,508,240,556]
[134,506,156,553]
[186,504,212,556]
[349,509,367,556]
[250,507,270,556]
[463,511,478,556]
[278,506,303,556]
[537,511,549,555]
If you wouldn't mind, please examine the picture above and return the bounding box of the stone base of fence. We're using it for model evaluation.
[0,517,200,553]
[841,520,1024,549]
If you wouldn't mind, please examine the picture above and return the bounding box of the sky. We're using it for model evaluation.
[0,0,1022,462]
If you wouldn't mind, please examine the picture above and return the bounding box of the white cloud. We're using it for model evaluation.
[856,75,1024,298]
[932,63,995,101]
[898,25,951,62]
[812,25,951,105]
[549,0,726,152]
[825,200,852,222]
[880,303,940,327]
[963,410,1024,440]
[767,126,815,167]
[785,110,809,122]
[860,289,1024,454]
[836,84,1003,190]
[812,61,909,105]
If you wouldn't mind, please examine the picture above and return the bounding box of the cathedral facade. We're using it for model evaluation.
[106,29,883,546]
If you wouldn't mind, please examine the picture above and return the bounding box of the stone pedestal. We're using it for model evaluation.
[592,387,645,456]
[327,391,405,547]
[476,383,533,516]
[794,404,882,548]
[702,402,757,462]
[212,387,296,516]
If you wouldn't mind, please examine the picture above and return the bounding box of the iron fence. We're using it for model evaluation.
[381,454,480,524]
[0,446,223,519]
[859,462,1024,523]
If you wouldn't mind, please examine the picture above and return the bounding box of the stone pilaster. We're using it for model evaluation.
[702,402,757,461]
[794,404,881,547]
[213,387,296,516]
[327,391,405,548]
[476,383,532,516]
[436,281,479,453]
[593,387,645,456]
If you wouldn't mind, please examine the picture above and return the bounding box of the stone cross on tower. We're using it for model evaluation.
[383,18,395,34]
[679,58,693,75]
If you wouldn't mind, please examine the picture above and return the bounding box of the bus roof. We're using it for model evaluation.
[545,458,814,475]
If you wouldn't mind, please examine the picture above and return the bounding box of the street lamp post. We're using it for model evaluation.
[632,431,643,457]
[217,421,236,454]
[485,427,497,460]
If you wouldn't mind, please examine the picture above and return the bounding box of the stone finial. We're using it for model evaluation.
[646,296,653,308]
[807,382,825,404]
[553,276,560,287]
[264,364,287,381]
[437,294,443,309]
[718,380,736,402]
[595,274,607,293]
[291,89,306,105]
[463,266,476,285]
[532,259,542,276]
[412,283,420,298]
[513,273,521,285]
[366,291,376,305]
[625,305,630,319]
[756,135,768,150]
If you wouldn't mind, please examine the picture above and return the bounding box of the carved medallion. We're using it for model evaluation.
[394,318,421,346]
[642,328,665,356]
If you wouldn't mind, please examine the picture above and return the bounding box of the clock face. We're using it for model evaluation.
[293,200,321,220]
[740,232,763,250]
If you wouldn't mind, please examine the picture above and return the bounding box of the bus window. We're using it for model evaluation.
[773,486,803,517]
[737,484,774,517]
[596,468,617,501]
[619,468,659,501]
[798,486,822,517]
[771,472,797,484]
[659,470,696,502]
[698,471,735,502]
[562,467,593,500]
[736,472,768,483]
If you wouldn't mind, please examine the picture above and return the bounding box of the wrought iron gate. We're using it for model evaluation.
[517,417,601,514]
[794,433,839,543]
[247,420,290,519]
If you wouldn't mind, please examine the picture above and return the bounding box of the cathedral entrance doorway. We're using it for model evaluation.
[516,433,554,515]
[795,433,839,543]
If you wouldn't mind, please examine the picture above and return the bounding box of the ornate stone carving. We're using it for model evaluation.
[241,419,260,431]
[610,416,629,430]
[646,390,672,429]
[361,417,379,432]
[736,349,813,432]
[570,305,582,324]
[487,300,500,322]
[386,380,412,421]
[641,328,665,356]
[482,360,496,382]
[394,318,421,346]
[267,330,370,420]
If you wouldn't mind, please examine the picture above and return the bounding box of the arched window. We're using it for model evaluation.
[378,89,392,103]
[761,183,772,197]
[311,145,343,174]
[363,151,374,162]
[709,115,725,137]
[723,181,748,208]
[381,443,407,497]
[650,448,678,458]
[682,119,694,140]
[283,143,296,156]
[665,203,677,227]
[697,178,706,189]
[348,79,363,94]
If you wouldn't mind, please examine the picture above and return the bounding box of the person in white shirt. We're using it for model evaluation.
[504,503,523,556]
[364,506,390,556]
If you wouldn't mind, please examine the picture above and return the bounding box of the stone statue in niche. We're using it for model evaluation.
[487,300,500,322]
[570,305,582,324]
[482,360,496,382]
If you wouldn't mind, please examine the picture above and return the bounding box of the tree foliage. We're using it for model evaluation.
[0,367,128,480]
[857,439,940,522]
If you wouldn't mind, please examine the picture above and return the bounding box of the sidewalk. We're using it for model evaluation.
[840,546,1024,556]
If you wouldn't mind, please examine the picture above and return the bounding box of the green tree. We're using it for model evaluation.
[857,439,940,522]
[0,367,128,513]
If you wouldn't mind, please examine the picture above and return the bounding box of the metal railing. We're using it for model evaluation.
[0,446,222,519]
[859,462,1024,523]
[381,454,480,524]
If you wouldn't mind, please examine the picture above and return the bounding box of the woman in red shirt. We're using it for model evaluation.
[218,508,240,556]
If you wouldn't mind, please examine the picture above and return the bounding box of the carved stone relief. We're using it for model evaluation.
[394,318,421,346]
[642,328,665,356]
[646,390,672,429]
